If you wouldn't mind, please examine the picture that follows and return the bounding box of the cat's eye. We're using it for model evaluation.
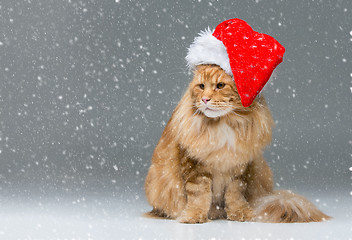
[217,82,225,89]
[199,83,205,90]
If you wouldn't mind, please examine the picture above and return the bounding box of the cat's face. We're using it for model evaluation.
[190,65,245,118]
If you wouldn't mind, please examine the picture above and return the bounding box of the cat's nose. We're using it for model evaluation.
[202,98,211,104]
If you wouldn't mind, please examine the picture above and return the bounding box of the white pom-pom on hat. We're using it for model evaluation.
[185,28,232,76]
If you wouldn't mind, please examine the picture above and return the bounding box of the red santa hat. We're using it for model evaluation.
[186,18,285,107]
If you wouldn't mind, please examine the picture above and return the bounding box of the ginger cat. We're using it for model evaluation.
[145,64,330,223]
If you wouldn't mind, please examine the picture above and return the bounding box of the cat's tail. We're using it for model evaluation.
[251,190,331,223]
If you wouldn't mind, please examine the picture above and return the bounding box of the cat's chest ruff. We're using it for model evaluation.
[203,121,236,151]
[182,117,252,171]
[185,119,240,158]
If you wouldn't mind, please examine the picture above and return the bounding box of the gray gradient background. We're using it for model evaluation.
[0,0,351,239]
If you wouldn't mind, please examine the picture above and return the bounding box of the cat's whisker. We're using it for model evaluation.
[232,108,252,112]
[193,107,203,117]
[231,110,251,121]
[192,108,200,117]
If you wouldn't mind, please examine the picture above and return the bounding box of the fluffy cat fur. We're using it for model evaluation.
[145,64,330,223]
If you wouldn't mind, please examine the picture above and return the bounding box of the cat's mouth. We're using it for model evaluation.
[204,107,219,112]
[201,106,230,118]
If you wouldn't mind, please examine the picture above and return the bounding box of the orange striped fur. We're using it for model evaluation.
[145,65,330,223]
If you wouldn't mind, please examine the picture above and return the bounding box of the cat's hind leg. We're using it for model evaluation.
[244,155,274,204]
[145,163,186,219]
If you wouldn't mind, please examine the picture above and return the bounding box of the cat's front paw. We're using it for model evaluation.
[226,205,255,222]
[177,209,208,224]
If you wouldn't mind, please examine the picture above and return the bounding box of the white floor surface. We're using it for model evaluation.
[0,189,351,240]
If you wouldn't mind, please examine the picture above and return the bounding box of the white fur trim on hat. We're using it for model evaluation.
[185,28,232,76]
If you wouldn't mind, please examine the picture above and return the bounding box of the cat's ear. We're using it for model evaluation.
[194,64,212,75]
[192,65,204,76]
[195,65,205,71]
